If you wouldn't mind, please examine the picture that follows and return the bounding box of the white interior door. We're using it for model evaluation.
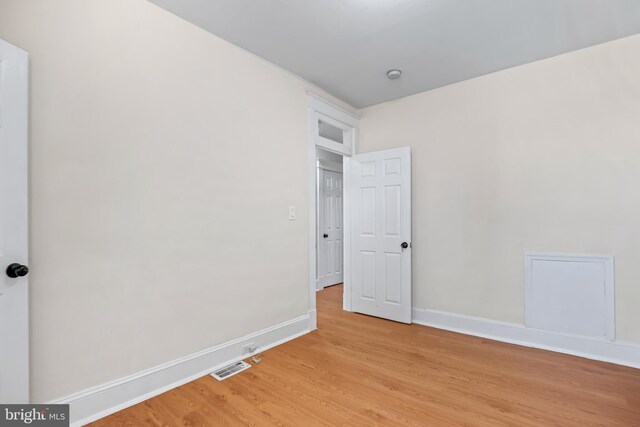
[0,39,29,403]
[318,169,344,288]
[349,147,411,323]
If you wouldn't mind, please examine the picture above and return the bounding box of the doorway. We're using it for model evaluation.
[307,94,413,329]
[316,148,344,290]
[307,94,358,329]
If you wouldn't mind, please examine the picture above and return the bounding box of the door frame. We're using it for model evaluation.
[307,93,359,329]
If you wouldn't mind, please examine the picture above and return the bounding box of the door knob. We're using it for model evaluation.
[323,234,329,238]
[6,263,29,278]
[401,242,409,249]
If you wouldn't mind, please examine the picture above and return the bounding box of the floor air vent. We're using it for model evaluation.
[210,360,251,381]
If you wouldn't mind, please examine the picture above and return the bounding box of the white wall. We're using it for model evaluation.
[359,34,640,344]
[0,0,354,402]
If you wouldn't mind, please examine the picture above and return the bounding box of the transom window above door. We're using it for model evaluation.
[310,95,358,156]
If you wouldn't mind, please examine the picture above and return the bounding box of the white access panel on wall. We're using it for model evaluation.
[525,253,615,341]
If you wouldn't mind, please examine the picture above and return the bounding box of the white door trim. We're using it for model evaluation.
[343,158,353,311]
[307,94,358,328]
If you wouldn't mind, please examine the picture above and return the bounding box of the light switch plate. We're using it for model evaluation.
[288,206,296,220]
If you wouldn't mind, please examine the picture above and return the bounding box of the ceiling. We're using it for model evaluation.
[148,0,640,108]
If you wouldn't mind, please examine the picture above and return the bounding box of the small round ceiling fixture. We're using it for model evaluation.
[386,69,402,80]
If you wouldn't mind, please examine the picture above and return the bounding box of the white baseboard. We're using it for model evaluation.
[54,313,311,426]
[53,307,638,426]
[412,308,640,369]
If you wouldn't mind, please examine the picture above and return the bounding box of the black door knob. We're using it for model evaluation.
[401,242,409,249]
[323,234,329,238]
[6,263,29,278]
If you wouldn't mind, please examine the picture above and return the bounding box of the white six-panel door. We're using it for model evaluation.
[350,148,411,323]
[0,39,29,403]
[318,169,344,288]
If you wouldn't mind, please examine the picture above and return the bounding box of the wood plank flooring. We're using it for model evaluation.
[91,285,640,426]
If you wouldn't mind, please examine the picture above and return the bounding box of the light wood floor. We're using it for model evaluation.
[92,285,640,426]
